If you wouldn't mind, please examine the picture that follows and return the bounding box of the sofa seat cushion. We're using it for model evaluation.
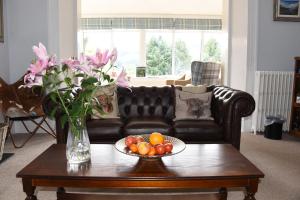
[86,119,123,143]
[174,120,223,142]
[124,117,173,136]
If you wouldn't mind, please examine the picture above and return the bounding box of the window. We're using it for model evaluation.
[79,18,225,77]
[146,31,172,76]
[112,30,140,76]
[173,31,202,75]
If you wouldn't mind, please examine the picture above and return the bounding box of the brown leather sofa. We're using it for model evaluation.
[44,85,255,150]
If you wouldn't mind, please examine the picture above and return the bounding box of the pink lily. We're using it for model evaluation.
[62,58,81,71]
[116,68,129,88]
[87,49,111,68]
[79,53,87,64]
[110,71,117,78]
[32,43,48,62]
[48,55,57,67]
[28,60,47,75]
[32,42,56,68]
[24,72,43,88]
[110,48,118,65]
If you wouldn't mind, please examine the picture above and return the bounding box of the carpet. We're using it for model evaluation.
[0,153,13,164]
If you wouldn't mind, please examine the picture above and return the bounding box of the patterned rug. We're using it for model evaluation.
[0,153,14,164]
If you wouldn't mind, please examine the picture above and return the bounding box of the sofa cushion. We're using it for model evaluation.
[86,119,123,143]
[117,86,175,121]
[174,120,223,142]
[175,89,213,121]
[124,117,173,136]
[91,83,119,119]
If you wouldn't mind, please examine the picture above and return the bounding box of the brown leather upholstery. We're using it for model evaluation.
[86,119,123,143]
[174,120,223,142]
[44,85,255,150]
[117,86,175,122]
[124,117,173,136]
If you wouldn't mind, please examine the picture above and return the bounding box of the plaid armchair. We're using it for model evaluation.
[191,61,221,85]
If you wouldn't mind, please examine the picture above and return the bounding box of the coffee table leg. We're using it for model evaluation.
[219,187,228,200]
[244,179,258,200]
[57,187,65,200]
[22,178,37,200]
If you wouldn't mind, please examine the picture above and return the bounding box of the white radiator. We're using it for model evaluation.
[252,71,294,132]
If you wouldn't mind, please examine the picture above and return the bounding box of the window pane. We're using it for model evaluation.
[146,31,172,76]
[81,30,112,55]
[113,30,140,77]
[202,31,225,62]
[174,30,202,75]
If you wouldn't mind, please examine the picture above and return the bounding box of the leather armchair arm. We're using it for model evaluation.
[209,86,255,150]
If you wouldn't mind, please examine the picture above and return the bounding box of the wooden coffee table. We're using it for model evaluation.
[17,144,264,200]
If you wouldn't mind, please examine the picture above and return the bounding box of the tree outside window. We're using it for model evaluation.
[174,40,192,75]
[146,36,191,76]
[202,38,221,62]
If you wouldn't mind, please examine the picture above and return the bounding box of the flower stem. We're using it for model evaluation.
[55,89,80,138]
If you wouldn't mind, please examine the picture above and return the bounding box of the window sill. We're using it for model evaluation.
[129,76,171,87]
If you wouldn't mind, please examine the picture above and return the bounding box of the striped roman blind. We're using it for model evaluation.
[80,18,222,30]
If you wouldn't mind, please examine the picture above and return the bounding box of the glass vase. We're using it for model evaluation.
[66,117,91,164]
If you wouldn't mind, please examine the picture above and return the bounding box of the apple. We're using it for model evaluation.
[164,142,173,153]
[135,136,144,143]
[125,136,137,147]
[163,140,171,144]
[137,142,151,155]
[155,144,165,155]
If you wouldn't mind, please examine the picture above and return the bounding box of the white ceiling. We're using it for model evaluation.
[81,0,223,18]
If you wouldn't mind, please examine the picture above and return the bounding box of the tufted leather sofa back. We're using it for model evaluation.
[117,86,175,122]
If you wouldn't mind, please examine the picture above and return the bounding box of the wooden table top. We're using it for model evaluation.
[16,144,264,180]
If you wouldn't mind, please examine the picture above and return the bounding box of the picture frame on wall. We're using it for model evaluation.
[274,0,300,21]
[136,66,146,77]
[0,0,3,42]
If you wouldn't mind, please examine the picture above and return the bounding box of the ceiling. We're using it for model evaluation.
[81,0,223,18]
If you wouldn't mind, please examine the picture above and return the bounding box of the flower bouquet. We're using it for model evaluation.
[23,43,129,163]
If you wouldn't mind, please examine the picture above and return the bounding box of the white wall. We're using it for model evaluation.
[257,0,300,71]
[228,0,248,91]
[6,0,48,83]
[0,0,9,82]
[58,0,78,59]
[4,0,49,133]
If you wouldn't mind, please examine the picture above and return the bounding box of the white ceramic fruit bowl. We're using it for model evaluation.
[114,134,186,159]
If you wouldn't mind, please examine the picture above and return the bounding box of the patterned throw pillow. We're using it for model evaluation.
[175,89,213,121]
[91,83,119,119]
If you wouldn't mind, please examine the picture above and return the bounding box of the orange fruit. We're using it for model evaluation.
[149,132,164,146]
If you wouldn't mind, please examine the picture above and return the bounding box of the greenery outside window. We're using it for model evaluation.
[79,18,225,77]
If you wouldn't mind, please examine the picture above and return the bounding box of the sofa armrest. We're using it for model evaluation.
[210,85,255,150]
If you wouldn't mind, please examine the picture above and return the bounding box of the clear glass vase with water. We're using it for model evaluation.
[66,117,91,164]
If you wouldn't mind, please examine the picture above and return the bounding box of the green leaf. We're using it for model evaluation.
[81,77,98,88]
[75,73,85,78]
[49,107,57,118]
[64,77,72,85]
[60,115,68,128]
[50,93,58,103]
[62,64,68,72]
